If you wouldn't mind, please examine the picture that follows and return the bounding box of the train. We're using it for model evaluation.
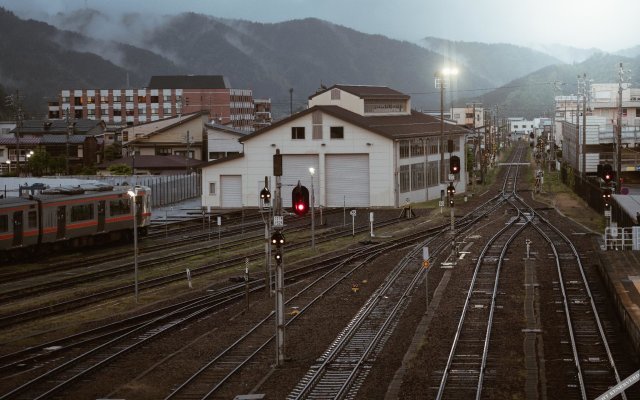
[0,183,151,261]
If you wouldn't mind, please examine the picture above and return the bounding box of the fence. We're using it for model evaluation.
[94,173,201,208]
[2,173,201,208]
[603,226,640,250]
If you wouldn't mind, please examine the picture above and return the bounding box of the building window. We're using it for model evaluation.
[636,109,640,118]
[209,151,225,160]
[74,97,82,106]
[330,126,344,139]
[87,109,95,116]
[126,95,134,102]
[399,140,410,158]
[209,182,216,195]
[86,96,95,104]
[410,139,424,157]
[137,95,146,103]
[100,96,109,103]
[155,147,172,156]
[465,113,473,119]
[113,109,122,117]
[427,160,438,186]
[331,89,340,100]
[61,96,70,103]
[126,109,134,116]
[150,96,159,103]
[151,109,158,115]
[399,165,410,193]
[113,96,121,103]
[411,163,425,190]
[163,95,172,102]
[138,107,146,115]
[0,149,4,157]
[291,127,305,139]
[163,107,171,114]
[623,108,628,117]
[74,110,83,118]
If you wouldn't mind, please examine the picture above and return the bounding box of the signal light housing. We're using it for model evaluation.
[275,251,283,265]
[260,187,271,205]
[449,156,460,175]
[447,183,456,196]
[271,231,285,247]
[602,164,613,184]
[291,184,310,216]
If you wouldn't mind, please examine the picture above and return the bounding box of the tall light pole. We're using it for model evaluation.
[309,167,316,251]
[435,67,458,184]
[127,187,139,303]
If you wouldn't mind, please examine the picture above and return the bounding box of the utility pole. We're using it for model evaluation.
[582,73,588,176]
[616,63,624,194]
[185,129,191,174]
[575,76,581,175]
[6,91,24,176]
[66,108,72,175]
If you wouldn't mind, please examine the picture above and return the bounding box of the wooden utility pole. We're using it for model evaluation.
[616,63,624,194]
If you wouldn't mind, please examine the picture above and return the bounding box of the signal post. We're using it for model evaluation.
[272,150,286,366]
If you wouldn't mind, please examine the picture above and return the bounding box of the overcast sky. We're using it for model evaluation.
[1,0,637,52]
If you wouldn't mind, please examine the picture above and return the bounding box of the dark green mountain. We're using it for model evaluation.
[420,37,563,87]
[473,52,639,119]
[0,8,182,117]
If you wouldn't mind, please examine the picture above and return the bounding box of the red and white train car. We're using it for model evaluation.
[0,185,151,260]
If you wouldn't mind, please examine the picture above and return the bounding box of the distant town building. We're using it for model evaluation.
[47,75,272,132]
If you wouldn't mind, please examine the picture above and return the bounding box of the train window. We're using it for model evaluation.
[109,199,131,216]
[0,215,7,232]
[70,204,94,222]
[28,211,37,228]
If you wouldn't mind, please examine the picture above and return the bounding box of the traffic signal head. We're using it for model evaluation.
[260,187,271,205]
[449,156,460,175]
[602,164,613,183]
[447,183,456,196]
[275,251,283,265]
[271,231,285,247]
[291,184,310,216]
[602,188,612,207]
[449,198,454,207]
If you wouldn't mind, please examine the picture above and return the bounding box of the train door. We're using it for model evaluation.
[56,206,66,239]
[97,200,106,232]
[12,211,23,247]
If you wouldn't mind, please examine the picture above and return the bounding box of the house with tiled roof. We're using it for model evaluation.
[200,84,469,208]
[0,119,104,174]
[122,111,209,161]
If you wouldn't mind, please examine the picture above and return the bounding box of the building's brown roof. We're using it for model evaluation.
[309,85,410,100]
[99,155,204,170]
[11,119,105,135]
[123,111,207,144]
[147,75,230,89]
[240,105,468,143]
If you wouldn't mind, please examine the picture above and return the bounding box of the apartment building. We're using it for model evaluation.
[48,75,271,132]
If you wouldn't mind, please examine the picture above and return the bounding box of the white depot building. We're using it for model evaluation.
[200,85,469,209]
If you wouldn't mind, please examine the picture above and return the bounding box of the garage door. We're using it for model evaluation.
[326,154,369,207]
[221,175,242,208]
[281,155,319,209]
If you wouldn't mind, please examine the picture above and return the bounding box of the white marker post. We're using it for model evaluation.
[423,246,430,313]
[369,212,375,238]
[350,209,357,237]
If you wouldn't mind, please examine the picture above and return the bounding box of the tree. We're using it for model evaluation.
[108,163,132,175]
[104,142,123,161]
[26,147,51,176]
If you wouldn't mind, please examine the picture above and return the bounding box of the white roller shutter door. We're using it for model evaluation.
[326,154,369,207]
[282,155,319,209]
[221,175,242,207]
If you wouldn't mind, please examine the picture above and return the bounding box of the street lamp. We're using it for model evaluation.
[309,167,315,251]
[435,67,458,184]
[127,187,139,303]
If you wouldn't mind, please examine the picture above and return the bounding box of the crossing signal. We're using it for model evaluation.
[292,183,310,216]
[449,156,460,175]
[271,231,285,247]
